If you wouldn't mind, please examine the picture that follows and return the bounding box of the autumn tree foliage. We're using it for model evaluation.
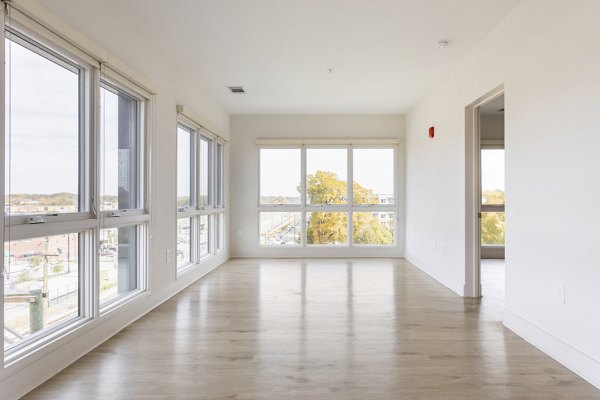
[305,171,393,245]
[481,189,505,245]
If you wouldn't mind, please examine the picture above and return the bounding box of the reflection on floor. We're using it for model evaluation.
[481,258,505,319]
[25,258,600,399]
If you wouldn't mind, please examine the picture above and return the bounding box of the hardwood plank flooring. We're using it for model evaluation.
[24,258,600,399]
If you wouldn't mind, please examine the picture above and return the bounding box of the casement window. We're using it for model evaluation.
[176,117,226,275]
[258,145,397,247]
[2,21,150,358]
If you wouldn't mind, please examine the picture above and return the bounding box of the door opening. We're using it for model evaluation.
[465,85,504,299]
[479,94,505,304]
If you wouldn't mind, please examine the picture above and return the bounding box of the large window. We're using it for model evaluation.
[258,146,397,247]
[3,27,149,357]
[176,119,226,275]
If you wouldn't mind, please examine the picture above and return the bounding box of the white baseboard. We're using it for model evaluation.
[404,252,464,296]
[504,309,600,390]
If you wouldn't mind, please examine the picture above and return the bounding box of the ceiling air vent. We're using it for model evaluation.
[227,86,245,94]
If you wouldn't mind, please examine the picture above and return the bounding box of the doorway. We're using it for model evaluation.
[479,94,505,304]
[465,85,504,299]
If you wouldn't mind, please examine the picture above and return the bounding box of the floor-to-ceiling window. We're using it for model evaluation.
[2,24,150,358]
[176,117,226,275]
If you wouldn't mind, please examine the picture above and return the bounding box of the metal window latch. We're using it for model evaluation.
[25,216,45,224]
[110,212,121,217]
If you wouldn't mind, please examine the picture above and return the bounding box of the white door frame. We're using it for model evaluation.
[464,84,504,298]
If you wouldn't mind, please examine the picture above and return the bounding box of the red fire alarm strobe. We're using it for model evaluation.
[429,126,435,139]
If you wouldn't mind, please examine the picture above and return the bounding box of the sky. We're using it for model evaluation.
[5,38,80,195]
[260,148,395,198]
[5,38,135,198]
[481,149,505,192]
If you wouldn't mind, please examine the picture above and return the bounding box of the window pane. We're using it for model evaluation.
[353,149,394,205]
[99,226,138,305]
[306,149,347,205]
[259,149,301,205]
[4,234,79,349]
[481,211,505,246]
[177,126,192,208]
[260,212,301,246]
[100,84,139,211]
[177,218,192,269]
[216,213,225,251]
[199,215,209,256]
[306,212,347,245]
[5,38,80,215]
[481,149,505,205]
[352,212,394,245]
[216,143,223,207]
[200,137,212,207]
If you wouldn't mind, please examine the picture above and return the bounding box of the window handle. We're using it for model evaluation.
[25,216,45,224]
[110,212,121,217]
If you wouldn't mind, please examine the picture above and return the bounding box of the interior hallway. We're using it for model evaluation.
[25,258,600,399]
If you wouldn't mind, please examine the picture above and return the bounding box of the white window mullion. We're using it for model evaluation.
[347,146,353,247]
[301,146,307,247]
[0,6,5,358]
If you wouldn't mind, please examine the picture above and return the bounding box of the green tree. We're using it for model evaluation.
[481,189,505,245]
[481,212,505,245]
[305,171,393,245]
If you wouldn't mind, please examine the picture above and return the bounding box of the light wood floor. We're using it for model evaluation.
[25,258,600,399]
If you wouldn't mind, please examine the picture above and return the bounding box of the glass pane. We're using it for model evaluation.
[177,218,192,269]
[5,38,80,215]
[4,234,79,349]
[306,212,347,245]
[353,149,394,205]
[352,212,394,245]
[306,148,347,205]
[216,213,225,251]
[199,137,212,207]
[259,149,301,205]
[260,212,301,246]
[216,143,223,207]
[199,215,209,256]
[177,126,192,208]
[99,226,138,305]
[100,84,139,211]
[481,149,505,205]
[481,211,505,246]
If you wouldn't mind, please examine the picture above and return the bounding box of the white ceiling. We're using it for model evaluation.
[42,0,521,114]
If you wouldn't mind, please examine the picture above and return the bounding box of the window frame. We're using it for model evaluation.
[176,119,199,274]
[97,73,150,313]
[2,19,152,359]
[3,23,95,358]
[175,118,226,277]
[480,142,505,252]
[258,144,398,248]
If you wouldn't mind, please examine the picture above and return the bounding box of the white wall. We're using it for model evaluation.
[481,114,505,141]
[405,0,600,388]
[230,115,405,258]
[0,2,230,398]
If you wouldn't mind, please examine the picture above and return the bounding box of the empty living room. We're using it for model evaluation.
[1,0,600,399]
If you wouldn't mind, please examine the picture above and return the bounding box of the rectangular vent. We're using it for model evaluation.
[227,86,245,93]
